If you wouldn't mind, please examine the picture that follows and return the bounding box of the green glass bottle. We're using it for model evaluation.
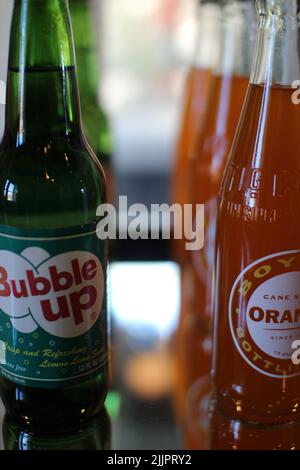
[70,0,113,201]
[3,408,111,450]
[0,0,108,432]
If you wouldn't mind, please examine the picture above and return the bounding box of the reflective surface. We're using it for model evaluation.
[2,408,111,450]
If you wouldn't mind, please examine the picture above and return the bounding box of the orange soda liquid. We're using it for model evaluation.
[172,67,212,262]
[213,84,300,425]
[173,67,213,421]
[191,74,250,327]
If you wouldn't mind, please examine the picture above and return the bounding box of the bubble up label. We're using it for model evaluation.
[0,224,107,388]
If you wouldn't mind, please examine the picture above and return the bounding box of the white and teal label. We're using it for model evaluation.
[0,224,107,388]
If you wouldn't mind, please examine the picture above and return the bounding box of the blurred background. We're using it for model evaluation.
[0,0,200,450]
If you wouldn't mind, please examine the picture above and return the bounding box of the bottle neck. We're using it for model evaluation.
[71,0,99,98]
[4,0,82,145]
[251,0,300,86]
[193,2,221,70]
[215,0,257,77]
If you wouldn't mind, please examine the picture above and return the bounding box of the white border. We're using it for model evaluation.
[228,250,300,379]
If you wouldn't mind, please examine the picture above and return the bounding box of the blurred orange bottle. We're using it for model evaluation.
[177,0,257,445]
[173,0,221,423]
[212,0,300,428]
[172,0,221,262]
[191,0,257,329]
[183,375,211,450]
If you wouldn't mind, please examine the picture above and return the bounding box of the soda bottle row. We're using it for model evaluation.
[173,0,300,449]
[173,0,256,428]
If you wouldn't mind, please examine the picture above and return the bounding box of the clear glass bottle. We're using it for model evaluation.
[173,0,221,424]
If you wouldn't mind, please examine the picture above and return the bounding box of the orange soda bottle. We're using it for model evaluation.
[175,0,257,430]
[179,0,257,446]
[173,0,221,422]
[191,0,257,329]
[212,0,300,426]
[172,0,221,263]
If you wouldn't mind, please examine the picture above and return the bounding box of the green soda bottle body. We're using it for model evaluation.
[0,0,108,432]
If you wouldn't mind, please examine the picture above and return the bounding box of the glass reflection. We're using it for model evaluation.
[2,407,111,450]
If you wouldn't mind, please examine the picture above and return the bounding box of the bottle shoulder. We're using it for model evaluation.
[0,137,106,182]
[0,137,107,228]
